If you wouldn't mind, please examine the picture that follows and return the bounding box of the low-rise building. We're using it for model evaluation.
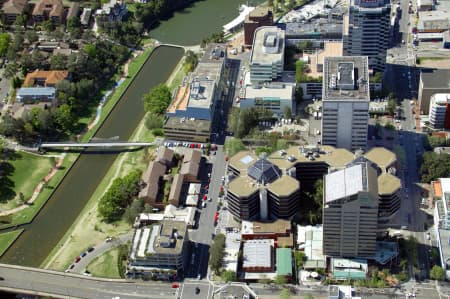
[135,205,196,228]
[179,149,201,182]
[244,7,274,46]
[16,87,56,103]
[23,70,69,87]
[276,248,293,279]
[1,0,28,24]
[66,1,79,20]
[241,219,293,247]
[243,239,274,273]
[240,83,294,117]
[297,225,326,269]
[80,7,92,26]
[429,93,450,129]
[418,11,450,33]
[32,0,64,23]
[331,258,368,280]
[128,220,189,279]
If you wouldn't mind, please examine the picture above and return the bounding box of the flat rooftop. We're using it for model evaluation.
[229,150,258,174]
[325,164,366,203]
[164,117,211,132]
[199,43,227,64]
[418,11,450,31]
[305,41,343,78]
[242,219,291,235]
[323,56,369,102]
[267,145,355,170]
[364,147,396,171]
[243,83,294,100]
[420,69,450,89]
[243,239,273,269]
[267,175,300,197]
[251,26,285,65]
[378,173,401,195]
[228,176,259,198]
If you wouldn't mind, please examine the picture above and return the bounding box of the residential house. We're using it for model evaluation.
[180,149,202,182]
[23,70,69,87]
[32,0,64,24]
[66,1,79,20]
[1,0,27,24]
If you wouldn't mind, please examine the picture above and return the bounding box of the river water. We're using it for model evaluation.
[1,0,264,267]
[150,0,265,45]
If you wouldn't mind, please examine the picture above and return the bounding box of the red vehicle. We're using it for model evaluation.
[190,144,195,148]
[75,256,81,263]
[214,212,219,222]
[225,155,229,161]
[211,144,217,151]
[204,184,209,190]
[203,195,207,201]
[171,283,179,289]
[219,186,224,193]
[196,144,202,148]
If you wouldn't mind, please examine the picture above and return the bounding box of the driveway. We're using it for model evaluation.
[68,232,133,274]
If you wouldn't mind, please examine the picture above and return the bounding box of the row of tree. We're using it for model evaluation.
[209,233,225,274]
[419,151,450,183]
[98,170,142,222]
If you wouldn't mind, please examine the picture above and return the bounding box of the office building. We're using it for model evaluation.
[164,44,227,142]
[343,0,390,72]
[377,173,401,228]
[128,220,190,279]
[249,26,285,84]
[418,69,450,114]
[433,178,450,279]
[226,156,300,221]
[240,83,294,117]
[429,94,450,129]
[323,162,379,258]
[321,56,370,151]
[244,7,274,46]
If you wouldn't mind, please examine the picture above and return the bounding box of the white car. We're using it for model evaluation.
[202,202,206,208]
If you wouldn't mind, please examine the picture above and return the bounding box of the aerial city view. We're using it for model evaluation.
[0,0,449,298]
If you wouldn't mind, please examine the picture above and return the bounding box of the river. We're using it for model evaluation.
[150,0,266,45]
[1,0,265,267]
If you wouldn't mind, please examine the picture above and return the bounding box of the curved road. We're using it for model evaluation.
[68,232,133,274]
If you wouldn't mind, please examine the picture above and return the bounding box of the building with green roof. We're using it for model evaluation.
[276,248,293,277]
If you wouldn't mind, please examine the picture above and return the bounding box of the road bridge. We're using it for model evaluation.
[40,141,154,149]
[0,263,176,299]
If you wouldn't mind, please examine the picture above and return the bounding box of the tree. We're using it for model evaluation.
[49,53,67,70]
[41,20,55,34]
[124,198,144,224]
[305,294,314,299]
[54,104,76,134]
[274,275,287,285]
[224,138,245,157]
[430,265,445,281]
[209,233,225,274]
[294,251,307,269]
[4,63,18,79]
[143,203,154,213]
[386,97,397,116]
[145,113,164,130]
[280,288,291,299]
[25,30,39,44]
[283,106,292,119]
[13,14,27,28]
[221,270,236,282]
[143,84,172,115]
[0,33,11,57]
[313,179,323,210]
[297,41,312,51]
[427,136,447,149]
[183,50,198,73]
[98,170,142,222]
[420,152,450,183]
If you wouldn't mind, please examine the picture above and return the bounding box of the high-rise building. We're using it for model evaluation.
[343,0,390,72]
[321,56,370,151]
[249,26,285,85]
[323,162,379,258]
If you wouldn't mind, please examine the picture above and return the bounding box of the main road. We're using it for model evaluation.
[0,263,177,299]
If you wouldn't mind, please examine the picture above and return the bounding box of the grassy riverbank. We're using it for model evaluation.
[43,53,186,272]
[86,246,127,278]
[0,229,24,257]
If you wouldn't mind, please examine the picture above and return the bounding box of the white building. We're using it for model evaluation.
[240,83,294,117]
[429,93,450,129]
[250,26,285,84]
[434,178,450,279]
[321,56,370,151]
[343,0,391,72]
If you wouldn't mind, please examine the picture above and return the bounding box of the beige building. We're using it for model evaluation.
[323,162,379,258]
[1,0,27,24]
[32,0,64,23]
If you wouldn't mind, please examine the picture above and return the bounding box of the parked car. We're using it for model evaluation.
[81,252,87,257]
[202,202,207,208]
[195,287,200,294]
[75,256,81,263]
[87,246,95,252]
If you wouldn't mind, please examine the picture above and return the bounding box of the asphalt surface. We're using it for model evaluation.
[0,263,178,299]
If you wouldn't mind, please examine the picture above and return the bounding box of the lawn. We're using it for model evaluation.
[0,154,78,230]
[86,247,122,278]
[0,152,53,211]
[0,229,24,257]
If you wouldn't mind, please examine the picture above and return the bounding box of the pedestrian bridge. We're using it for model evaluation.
[40,141,154,149]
